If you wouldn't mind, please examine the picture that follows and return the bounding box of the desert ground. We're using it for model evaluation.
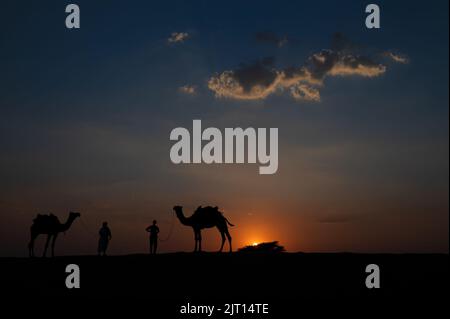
[0,252,447,316]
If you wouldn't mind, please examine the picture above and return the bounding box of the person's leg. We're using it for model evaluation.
[150,238,154,254]
[104,241,108,256]
[98,239,102,256]
[151,237,157,254]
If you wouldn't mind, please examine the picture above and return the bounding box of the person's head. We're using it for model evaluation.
[153,220,157,225]
[102,221,108,227]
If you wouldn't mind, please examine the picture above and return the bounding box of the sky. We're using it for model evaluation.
[0,0,448,256]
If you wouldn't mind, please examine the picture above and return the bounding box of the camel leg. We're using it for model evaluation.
[43,234,51,257]
[51,233,58,257]
[198,230,202,252]
[219,230,225,253]
[225,229,232,253]
[29,231,38,257]
[193,229,198,252]
[28,239,34,258]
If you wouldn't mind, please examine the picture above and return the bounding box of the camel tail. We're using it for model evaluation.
[225,218,235,227]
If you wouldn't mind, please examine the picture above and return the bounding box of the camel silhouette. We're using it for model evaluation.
[28,211,80,257]
[173,205,234,253]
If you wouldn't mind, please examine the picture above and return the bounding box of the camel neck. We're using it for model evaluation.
[176,211,190,225]
[61,215,76,231]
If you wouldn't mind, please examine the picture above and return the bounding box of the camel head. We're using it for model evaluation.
[69,211,81,219]
[173,206,183,214]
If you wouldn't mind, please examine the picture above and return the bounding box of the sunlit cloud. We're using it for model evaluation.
[207,59,284,100]
[179,85,197,95]
[168,32,189,44]
[290,84,321,102]
[383,51,409,64]
[208,47,389,102]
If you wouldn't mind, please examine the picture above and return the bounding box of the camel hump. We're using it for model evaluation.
[195,205,219,212]
[199,206,221,214]
[32,213,59,225]
[192,206,222,217]
[203,206,219,211]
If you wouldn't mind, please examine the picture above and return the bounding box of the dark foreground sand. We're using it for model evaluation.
[0,253,448,316]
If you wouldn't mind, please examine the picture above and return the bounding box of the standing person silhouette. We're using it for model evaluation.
[98,222,112,256]
[146,220,160,254]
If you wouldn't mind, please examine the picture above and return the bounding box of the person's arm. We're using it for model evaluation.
[145,226,151,232]
[108,229,112,240]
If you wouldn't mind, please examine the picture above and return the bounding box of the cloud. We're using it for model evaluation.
[208,47,388,102]
[168,32,189,44]
[179,85,197,95]
[326,54,387,77]
[290,84,321,102]
[207,58,283,100]
[318,214,356,223]
[384,51,409,64]
[255,31,288,47]
[308,50,386,79]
